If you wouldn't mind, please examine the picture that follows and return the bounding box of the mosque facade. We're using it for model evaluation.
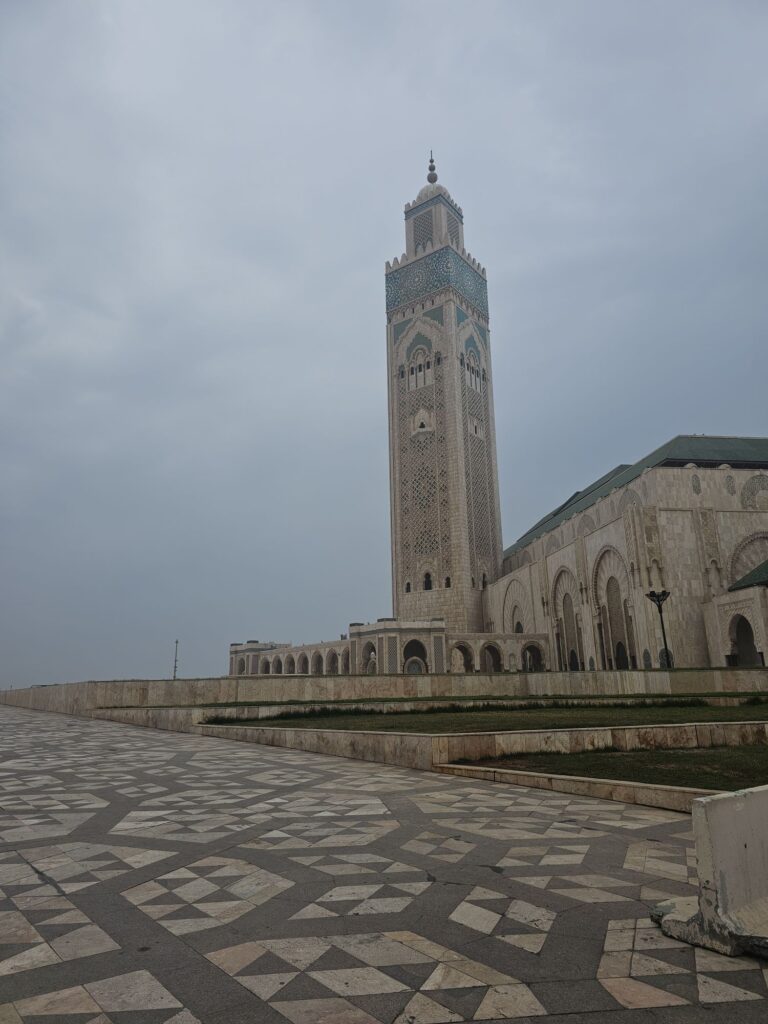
[230,163,768,677]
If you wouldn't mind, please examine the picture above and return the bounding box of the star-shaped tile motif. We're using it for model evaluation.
[123,856,294,935]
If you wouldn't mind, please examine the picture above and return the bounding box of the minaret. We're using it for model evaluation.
[385,157,503,632]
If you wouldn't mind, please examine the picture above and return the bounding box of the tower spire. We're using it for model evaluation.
[427,151,438,184]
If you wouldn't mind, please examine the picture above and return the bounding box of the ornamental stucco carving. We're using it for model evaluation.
[740,473,768,510]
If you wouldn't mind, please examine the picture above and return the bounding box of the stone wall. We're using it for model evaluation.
[194,718,768,774]
[3,667,768,718]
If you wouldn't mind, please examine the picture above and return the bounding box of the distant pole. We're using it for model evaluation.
[645,590,671,668]
[172,640,179,680]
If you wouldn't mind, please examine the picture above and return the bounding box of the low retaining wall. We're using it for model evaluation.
[200,723,436,770]
[436,763,713,813]
[90,707,204,733]
[432,720,768,763]
[2,666,767,717]
[654,784,768,956]
[195,719,768,773]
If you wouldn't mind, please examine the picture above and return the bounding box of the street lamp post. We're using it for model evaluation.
[645,590,671,668]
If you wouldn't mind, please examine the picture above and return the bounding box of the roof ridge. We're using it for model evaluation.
[503,434,768,557]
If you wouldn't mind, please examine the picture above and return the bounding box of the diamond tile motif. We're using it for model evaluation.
[623,840,698,885]
[111,788,390,844]
[315,770,437,794]
[290,880,432,919]
[243,769,319,787]
[0,895,118,977]
[437,816,602,842]
[0,792,107,813]
[123,856,294,934]
[0,969,199,1020]
[400,831,475,863]
[598,917,767,1007]
[413,789,684,832]
[243,819,399,850]
[110,786,275,843]
[206,930,546,1022]
[515,873,637,903]
[449,889,555,953]
[288,853,424,877]
[0,843,173,897]
[496,843,590,868]
[0,798,100,844]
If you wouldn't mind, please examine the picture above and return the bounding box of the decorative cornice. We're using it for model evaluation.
[385,246,488,317]
[404,193,464,222]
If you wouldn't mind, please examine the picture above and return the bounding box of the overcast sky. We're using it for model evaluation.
[2,1,767,686]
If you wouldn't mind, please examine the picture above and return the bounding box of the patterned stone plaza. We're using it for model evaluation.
[1,705,767,1023]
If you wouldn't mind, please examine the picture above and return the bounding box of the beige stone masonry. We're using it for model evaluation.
[3,666,768,718]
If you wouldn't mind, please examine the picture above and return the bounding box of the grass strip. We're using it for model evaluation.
[100,692,768,710]
[469,744,768,792]
[203,702,768,733]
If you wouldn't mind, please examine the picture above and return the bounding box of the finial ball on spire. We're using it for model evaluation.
[427,151,438,184]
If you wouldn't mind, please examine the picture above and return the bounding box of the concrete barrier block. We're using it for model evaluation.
[655,784,768,957]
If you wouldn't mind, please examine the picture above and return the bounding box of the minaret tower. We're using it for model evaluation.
[386,157,503,632]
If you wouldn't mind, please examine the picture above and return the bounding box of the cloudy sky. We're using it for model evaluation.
[2,1,766,686]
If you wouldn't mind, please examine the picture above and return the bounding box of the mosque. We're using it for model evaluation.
[230,159,768,678]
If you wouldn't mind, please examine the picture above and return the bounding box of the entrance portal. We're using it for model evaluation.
[731,614,760,666]
[521,644,543,672]
[402,639,428,673]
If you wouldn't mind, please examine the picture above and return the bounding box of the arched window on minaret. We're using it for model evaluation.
[408,347,433,390]
[466,352,482,393]
[424,572,433,591]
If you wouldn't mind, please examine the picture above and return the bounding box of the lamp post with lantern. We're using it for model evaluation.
[645,590,672,668]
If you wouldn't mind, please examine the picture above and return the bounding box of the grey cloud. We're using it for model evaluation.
[1,0,767,684]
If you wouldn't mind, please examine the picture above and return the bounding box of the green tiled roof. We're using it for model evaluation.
[729,557,768,592]
[504,435,768,558]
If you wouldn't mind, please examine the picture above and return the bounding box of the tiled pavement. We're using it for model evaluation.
[0,707,766,1023]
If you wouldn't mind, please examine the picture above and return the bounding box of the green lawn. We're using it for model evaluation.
[117,693,765,710]
[206,702,768,733]
[475,744,768,791]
